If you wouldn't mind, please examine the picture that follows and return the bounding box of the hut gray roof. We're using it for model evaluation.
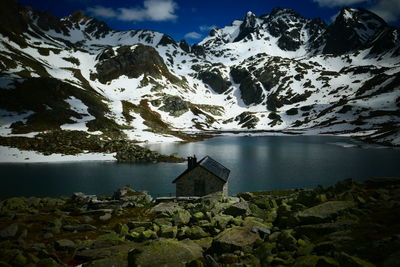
[172,156,230,183]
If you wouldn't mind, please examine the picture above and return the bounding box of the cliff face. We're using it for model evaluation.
[0,178,399,266]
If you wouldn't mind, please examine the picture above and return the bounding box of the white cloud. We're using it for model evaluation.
[87,6,117,18]
[312,0,368,7]
[369,0,400,22]
[199,25,217,32]
[87,0,178,22]
[184,32,202,39]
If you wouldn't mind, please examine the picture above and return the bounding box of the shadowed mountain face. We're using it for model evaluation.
[0,0,399,147]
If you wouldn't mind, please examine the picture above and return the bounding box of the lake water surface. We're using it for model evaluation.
[1,135,399,198]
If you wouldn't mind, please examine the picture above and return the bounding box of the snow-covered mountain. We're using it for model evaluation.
[1,0,399,150]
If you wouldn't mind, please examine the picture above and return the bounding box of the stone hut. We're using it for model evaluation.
[172,155,230,197]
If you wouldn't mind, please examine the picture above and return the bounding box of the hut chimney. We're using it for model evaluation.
[187,155,198,170]
[187,156,193,169]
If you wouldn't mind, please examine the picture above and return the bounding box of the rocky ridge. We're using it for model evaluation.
[0,178,399,266]
[0,0,399,154]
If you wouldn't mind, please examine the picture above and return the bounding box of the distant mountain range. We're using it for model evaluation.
[0,0,399,150]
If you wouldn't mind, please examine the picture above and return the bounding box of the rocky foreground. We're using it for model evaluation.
[1,178,400,266]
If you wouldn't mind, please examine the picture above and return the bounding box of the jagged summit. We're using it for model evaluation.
[268,6,302,17]
[322,7,388,54]
[233,11,259,42]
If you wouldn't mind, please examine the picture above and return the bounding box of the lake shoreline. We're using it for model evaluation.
[1,130,398,163]
[0,178,399,266]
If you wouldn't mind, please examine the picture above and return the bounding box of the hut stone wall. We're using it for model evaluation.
[175,166,227,197]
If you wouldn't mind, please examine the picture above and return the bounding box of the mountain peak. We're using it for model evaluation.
[246,11,255,18]
[323,7,388,54]
[335,6,386,27]
[67,10,87,22]
[269,6,300,18]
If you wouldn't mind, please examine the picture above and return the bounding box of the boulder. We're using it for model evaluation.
[71,192,97,204]
[186,226,209,239]
[172,209,191,225]
[99,213,112,221]
[293,255,339,267]
[200,191,225,203]
[223,201,250,217]
[337,252,376,267]
[192,237,213,250]
[383,250,400,267]
[47,218,62,234]
[295,190,321,207]
[81,216,94,224]
[297,201,356,224]
[295,220,354,239]
[193,212,205,220]
[150,202,181,214]
[212,214,234,229]
[313,241,338,256]
[55,239,75,250]
[0,197,30,215]
[82,254,128,267]
[154,218,173,227]
[249,218,272,239]
[127,221,152,229]
[36,258,59,267]
[113,223,129,236]
[128,239,203,266]
[160,225,178,238]
[0,224,19,238]
[113,185,152,203]
[141,230,157,240]
[276,230,298,251]
[0,249,27,266]
[211,226,261,253]
[275,202,298,228]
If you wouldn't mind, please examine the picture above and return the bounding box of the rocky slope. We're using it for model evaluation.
[0,178,399,266]
[0,0,399,156]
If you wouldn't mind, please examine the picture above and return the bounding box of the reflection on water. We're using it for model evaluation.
[1,135,399,197]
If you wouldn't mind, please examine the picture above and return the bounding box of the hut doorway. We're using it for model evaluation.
[194,179,205,196]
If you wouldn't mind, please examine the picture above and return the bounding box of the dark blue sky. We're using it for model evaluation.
[18,0,400,43]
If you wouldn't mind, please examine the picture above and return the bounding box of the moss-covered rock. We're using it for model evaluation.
[297,201,356,224]
[223,201,250,217]
[172,209,191,225]
[211,226,261,253]
[128,239,203,266]
[55,239,75,250]
[186,226,209,239]
[160,225,178,238]
[0,223,19,238]
[293,255,339,267]
[337,252,376,267]
[211,214,234,229]
[0,198,30,215]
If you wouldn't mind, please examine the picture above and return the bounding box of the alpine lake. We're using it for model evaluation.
[1,135,399,198]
